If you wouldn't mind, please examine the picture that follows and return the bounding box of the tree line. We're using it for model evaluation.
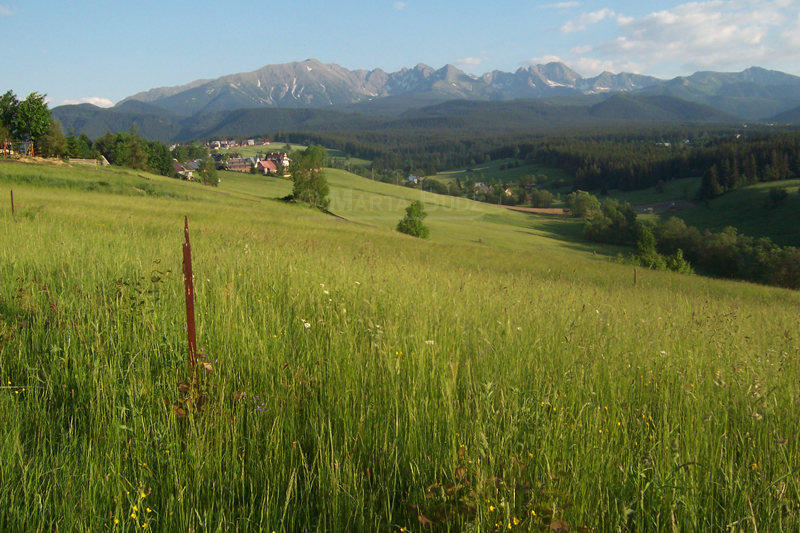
[265,125,800,197]
[1,89,220,185]
[568,190,800,290]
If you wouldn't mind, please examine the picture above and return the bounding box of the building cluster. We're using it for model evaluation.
[207,139,271,150]
[223,152,291,175]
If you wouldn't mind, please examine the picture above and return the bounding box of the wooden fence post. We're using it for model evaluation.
[182,216,198,385]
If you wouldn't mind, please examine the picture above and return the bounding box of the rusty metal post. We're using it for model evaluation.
[182,216,198,383]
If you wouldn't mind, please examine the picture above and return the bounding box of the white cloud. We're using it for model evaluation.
[521,55,565,67]
[561,8,615,33]
[578,0,800,74]
[393,1,407,10]
[0,5,13,16]
[569,57,642,76]
[521,55,640,76]
[454,57,482,69]
[570,45,593,55]
[540,2,579,9]
[61,97,114,108]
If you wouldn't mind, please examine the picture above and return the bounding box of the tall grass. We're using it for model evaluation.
[1,164,799,532]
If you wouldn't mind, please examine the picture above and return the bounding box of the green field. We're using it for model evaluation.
[1,159,800,532]
[436,159,574,192]
[600,177,800,248]
[674,179,800,248]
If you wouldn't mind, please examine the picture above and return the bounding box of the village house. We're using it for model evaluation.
[172,159,193,180]
[256,160,278,175]
[226,157,251,173]
[263,152,290,168]
[474,183,490,194]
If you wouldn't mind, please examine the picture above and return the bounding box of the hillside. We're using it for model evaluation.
[1,159,799,532]
[588,93,743,123]
[769,104,800,124]
[53,94,748,143]
[636,67,800,120]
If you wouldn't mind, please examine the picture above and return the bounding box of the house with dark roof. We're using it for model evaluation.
[172,159,193,180]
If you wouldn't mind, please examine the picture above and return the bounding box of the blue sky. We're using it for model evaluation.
[2,0,799,107]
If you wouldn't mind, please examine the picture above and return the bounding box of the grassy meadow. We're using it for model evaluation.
[1,159,800,532]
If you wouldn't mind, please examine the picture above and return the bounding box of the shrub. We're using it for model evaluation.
[397,200,429,239]
[767,187,788,209]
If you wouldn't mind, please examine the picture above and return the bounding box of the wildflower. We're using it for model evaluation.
[140,492,146,499]
[131,513,137,520]
[752,463,758,470]
[425,340,434,345]
[114,518,119,525]
[133,506,138,512]
[489,506,496,512]
[304,322,311,329]
[146,508,151,513]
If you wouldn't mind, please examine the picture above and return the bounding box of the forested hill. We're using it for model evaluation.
[53,94,747,143]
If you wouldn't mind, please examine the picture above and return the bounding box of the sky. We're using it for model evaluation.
[2,0,799,108]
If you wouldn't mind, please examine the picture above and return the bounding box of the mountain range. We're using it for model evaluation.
[52,59,800,142]
[115,58,667,115]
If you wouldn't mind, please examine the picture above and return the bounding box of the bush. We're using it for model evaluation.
[397,200,429,239]
[565,190,600,218]
[767,187,788,209]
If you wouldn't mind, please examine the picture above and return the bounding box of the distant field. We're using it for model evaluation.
[602,177,702,206]
[436,159,574,192]
[602,177,800,247]
[674,178,800,247]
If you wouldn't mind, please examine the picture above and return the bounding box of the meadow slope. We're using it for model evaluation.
[1,160,799,532]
